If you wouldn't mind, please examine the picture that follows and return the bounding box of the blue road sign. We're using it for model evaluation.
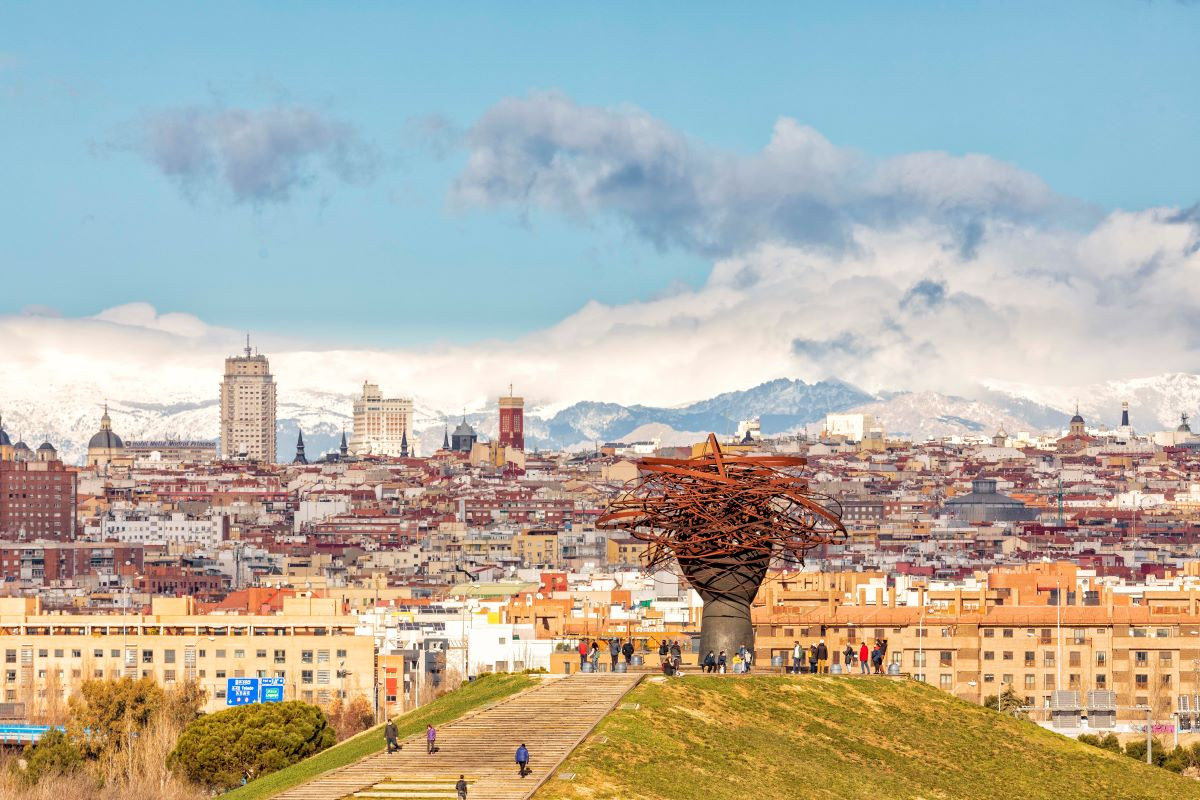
[227,677,260,706]
[260,677,285,703]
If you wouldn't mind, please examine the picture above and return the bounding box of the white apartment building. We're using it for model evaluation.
[219,341,277,462]
[350,382,419,457]
[101,511,228,548]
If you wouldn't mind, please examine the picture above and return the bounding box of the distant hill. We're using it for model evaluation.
[533,676,1200,800]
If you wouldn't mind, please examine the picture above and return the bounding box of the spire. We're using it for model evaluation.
[293,428,307,464]
[442,426,450,450]
[400,429,409,458]
[100,403,112,431]
[339,428,348,457]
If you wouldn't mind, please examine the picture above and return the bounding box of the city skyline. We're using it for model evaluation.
[2,3,1200,416]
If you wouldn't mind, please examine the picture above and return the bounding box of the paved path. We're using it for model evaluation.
[273,673,640,800]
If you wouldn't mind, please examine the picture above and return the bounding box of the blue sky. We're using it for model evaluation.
[2,1,1198,349]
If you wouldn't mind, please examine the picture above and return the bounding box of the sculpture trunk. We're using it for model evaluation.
[681,551,771,660]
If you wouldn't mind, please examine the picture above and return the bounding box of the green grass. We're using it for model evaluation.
[220,672,536,800]
[534,676,1200,800]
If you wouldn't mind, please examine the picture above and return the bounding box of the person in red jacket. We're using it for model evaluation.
[578,638,589,669]
[858,641,870,674]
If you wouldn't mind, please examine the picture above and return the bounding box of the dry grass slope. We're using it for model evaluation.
[534,676,1200,800]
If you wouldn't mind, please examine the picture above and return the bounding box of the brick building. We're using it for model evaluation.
[0,459,77,541]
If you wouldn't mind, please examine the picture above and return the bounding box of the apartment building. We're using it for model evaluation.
[754,578,1200,722]
[0,596,377,716]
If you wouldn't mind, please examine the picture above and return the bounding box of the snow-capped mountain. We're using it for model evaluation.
[7,373,1200,465]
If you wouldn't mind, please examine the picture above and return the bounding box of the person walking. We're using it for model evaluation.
[578,638,589,669]
[808,642,818,675]
[792,641,803,674]
[456,775,468,800]
[816,639,828,674]
[717,649,727,674]
[385,719,399,753]
[589,640,600,672]
[516,743,530,777]
[609,638,620,671]
[622,638,634,664]
[426,724,437,754]
[858,641,870,674]
[843,643,855,672]
[658,639,669,658]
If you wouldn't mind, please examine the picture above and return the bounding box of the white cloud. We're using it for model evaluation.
[5,95,1199,422]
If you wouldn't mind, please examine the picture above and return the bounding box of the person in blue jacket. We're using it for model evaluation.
[516,743,530,777]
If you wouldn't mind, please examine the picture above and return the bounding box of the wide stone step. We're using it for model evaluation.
[272,674,640,800]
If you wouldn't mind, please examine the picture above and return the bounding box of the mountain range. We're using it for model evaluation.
[6,374,1200,465]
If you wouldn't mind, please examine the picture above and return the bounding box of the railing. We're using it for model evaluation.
[0,725,65,746]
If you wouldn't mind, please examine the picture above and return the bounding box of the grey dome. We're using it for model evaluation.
[37,441,55,452]
[88,430,124,449]
[14,441,30,453]
[0,429,9,447]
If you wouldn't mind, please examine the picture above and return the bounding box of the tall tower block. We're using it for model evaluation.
[498,387,525,451]
[219,337,277,462]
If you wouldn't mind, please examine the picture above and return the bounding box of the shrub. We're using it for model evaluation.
[14,729,83,786]
[67,676,204,760]
[1123,737,1166,767]
[167,701,336,791]
[1076,733,1101,747]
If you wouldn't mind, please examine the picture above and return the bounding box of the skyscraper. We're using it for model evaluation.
[350,382,417,457]
[219,338,277,462]
[498,387,524,450]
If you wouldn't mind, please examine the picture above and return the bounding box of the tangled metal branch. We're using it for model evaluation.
[597,434,847,573]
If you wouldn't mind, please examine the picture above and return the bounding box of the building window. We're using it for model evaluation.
[1096,652,1106,667]
[1160,652,1173,666]
[301,650,314,664]
[983,674,995,683]
[1025,675,1036,689]
[939,652,953,668]
[1003,629,1013,638]
[1023,652,1035,667]
[939,675,952,689]
[274,650,286,664]
[1044,675,1055,690]
[302,670,313,685]
[983,651,994,661]
[1003,651,1013,661]
[142,650,154,664]
[1135,674,1148,689]
[256,650,267,659]
[1096,674,1106,688]
[1068,651,1081,667]
[983,629,995,638]
[1134,651,1148,667]
[1043,652,1055,668]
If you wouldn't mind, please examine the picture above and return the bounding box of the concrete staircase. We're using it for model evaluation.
[273,673,640,800]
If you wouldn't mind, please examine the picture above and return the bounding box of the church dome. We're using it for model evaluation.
[37,441,55,452]
[1070,412,1084,424]
[89,429,124,449]
[0,428,9,448]
[88,405,124,450]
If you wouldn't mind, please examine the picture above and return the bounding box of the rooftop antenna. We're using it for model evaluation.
[244,334,252,358]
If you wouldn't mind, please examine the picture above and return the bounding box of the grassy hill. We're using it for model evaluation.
[533,676,1200,800]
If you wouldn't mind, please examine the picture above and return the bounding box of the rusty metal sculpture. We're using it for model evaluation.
[598,434,846,658]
